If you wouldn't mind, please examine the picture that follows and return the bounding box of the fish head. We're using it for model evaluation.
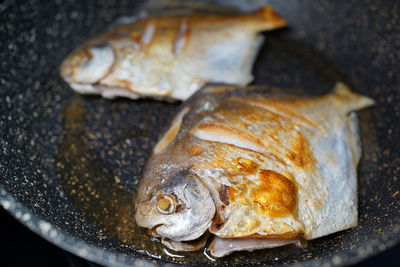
[135,170,215,241]
[60,43,114,88]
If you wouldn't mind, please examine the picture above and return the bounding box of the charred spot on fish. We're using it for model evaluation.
[218,185,230,205]
[210,214,225,233]
[214,223,222,230]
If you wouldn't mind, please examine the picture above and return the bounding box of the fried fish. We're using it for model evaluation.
[60,6,286,101]
[135,83,374,257]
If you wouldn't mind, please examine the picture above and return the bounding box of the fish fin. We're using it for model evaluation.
[201,84,247,95]
[161,232,209,252]
[332,82,375,114]
[201,84,273,96]
[209,236,298,258]
[247,5,287,31]
[154,106,190,154]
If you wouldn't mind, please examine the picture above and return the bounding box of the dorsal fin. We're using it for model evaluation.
[331,82,375,114]
[154,106,190,154]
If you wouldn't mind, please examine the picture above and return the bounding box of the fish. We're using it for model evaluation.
[60,5,286,101]
[134,83,374,257]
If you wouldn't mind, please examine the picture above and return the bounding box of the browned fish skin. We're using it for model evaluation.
[135,83,374,257]
[60,6,286,101]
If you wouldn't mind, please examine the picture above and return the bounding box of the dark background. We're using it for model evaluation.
[1,207,399,266]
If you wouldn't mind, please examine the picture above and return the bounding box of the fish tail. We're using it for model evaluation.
[332,82,375,114]
[246,5,287,32]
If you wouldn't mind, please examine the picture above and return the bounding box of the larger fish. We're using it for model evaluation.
[60,6,286,101]
[135,83,374,257]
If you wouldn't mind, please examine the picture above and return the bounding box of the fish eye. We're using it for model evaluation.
[155,194,175,214]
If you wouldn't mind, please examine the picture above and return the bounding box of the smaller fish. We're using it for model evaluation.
[60,6,286,101]
[135,83,374,257]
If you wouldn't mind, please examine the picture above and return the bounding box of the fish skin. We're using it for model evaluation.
[135,83,374,256]
[135,167,216,241]
[60,6,286,101]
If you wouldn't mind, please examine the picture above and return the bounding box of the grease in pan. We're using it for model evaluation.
[135,83,374,257]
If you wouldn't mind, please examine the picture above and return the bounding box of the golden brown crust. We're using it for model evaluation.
[190,123,286,165]
[227,170,297,218]
[104,5,286,52]
[189,145,204,156]
[230,97,326,133]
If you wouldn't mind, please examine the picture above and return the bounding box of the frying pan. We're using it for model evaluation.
[0,0,399,266]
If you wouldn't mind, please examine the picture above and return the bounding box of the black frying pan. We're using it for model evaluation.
[1,0,399,266]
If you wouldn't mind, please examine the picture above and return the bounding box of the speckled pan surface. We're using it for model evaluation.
[0,0,399,266]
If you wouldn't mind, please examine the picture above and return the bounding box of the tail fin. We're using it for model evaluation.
[333,82,375,114]
[246,5,287,32]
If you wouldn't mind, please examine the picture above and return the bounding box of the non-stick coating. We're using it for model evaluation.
[0,0,399,266]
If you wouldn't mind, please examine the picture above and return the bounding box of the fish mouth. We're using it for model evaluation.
[135,171,217,242]
[136,214,211,242]
[154,218,213,242]
[135,196,216,242]
[60,43,115,86]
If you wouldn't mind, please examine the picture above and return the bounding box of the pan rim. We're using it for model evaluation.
[1,186,399,266]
